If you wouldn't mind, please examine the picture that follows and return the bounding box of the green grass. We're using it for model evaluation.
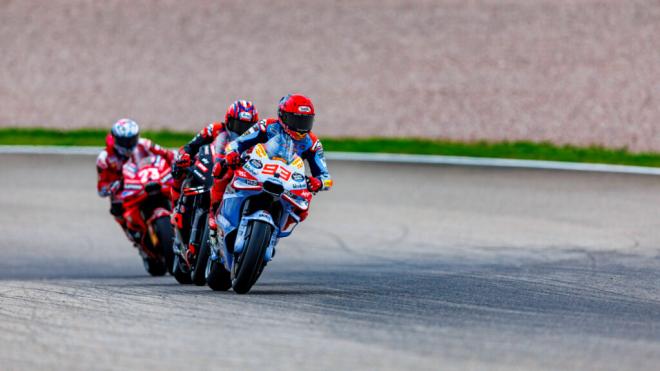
[2,127,660,168]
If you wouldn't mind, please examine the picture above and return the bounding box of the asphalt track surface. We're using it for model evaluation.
[1,154,660,370]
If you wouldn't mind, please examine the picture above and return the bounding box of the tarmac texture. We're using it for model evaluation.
[1,154,660,370]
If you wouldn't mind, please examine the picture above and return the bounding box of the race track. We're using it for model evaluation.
[1,154,660,370]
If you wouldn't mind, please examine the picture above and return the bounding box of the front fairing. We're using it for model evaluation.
[120,156,173,207]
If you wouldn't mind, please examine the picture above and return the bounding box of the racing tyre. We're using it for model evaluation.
[206,254,231,291]
[191,224,210,286]
[143,257,167,276]
[153,216,175,275]
[172,254,193,284]
[232,220,271,294]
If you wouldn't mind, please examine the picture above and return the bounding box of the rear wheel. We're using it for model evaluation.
[153,216,175,275]
[232,221,271,294]
[191,224,211,286]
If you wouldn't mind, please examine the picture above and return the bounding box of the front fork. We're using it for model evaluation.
[211,209,279,272]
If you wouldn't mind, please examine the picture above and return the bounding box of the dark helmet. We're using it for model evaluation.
[225,100,259,135]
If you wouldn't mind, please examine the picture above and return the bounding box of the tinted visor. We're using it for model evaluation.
[281,112,314,133]
[115,135,138,152]
[227,118,254,135]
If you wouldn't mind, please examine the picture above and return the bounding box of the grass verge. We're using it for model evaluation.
[1,127,660,167]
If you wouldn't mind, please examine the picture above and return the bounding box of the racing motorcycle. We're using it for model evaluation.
[120,155,175,276]
[171,144,214,285]
[205,138,313,294]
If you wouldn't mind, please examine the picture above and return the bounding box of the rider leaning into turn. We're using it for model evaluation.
[170,100,260,231]
[96,118,175,243]
[221,93,333,223]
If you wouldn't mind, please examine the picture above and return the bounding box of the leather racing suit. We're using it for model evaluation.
[96,134,175,241]
[171,122,240,229]
[225,118,333,222]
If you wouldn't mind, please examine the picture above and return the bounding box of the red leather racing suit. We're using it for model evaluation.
[171,122,240,225]
[96,134,175,236]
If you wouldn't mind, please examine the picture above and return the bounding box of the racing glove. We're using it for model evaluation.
[306,176,322,193]
[175,150,192,168]
[172,149,191,178]
[100,180,122,197]
[224,150,241,166]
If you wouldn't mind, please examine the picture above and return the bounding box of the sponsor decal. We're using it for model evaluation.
[238,112,253,121]
[249,159,263,169]
[196,162,208,173]
[291,157,304,169]
[255,144,267,158]
[292,173,305,182]
[193,169,205,180]
[298,106,311,113]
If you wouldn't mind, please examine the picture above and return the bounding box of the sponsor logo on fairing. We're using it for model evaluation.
[249,159,263,169]
[291,173,305,182]
[298,106,311,113]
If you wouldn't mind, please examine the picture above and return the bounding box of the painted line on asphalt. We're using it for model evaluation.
[1,145,659,176]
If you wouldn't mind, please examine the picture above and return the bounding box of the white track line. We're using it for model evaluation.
[1,145,659,176]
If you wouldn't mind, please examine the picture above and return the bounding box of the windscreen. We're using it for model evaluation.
[263,134,297,164]
[137,156,156,168]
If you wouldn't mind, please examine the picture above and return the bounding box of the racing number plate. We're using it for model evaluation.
[261,164,291,181]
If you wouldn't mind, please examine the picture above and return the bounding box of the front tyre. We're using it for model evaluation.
[143,257,167,276]
[206,254,231,291]
[153,216,175,275]
[232,220,271,294]
[172,253,193,284]
[191,224,210,286]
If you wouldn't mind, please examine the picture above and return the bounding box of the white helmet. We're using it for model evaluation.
[111,119,140,156]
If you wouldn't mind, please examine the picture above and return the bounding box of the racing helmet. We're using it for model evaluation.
[278,94,315,140]
[111,118,140,157]
[225,100,259,135]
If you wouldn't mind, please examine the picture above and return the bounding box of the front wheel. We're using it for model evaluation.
[206,254,231,291]
[232,220,272,294]
[153,216,175,275]
[191,224,211,286]
[172,254,193,284]
[143,257,167,276]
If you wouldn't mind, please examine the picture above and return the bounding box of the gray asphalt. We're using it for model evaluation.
[1,154,660,370]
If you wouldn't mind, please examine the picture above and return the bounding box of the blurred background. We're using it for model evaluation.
[1,0,659,150]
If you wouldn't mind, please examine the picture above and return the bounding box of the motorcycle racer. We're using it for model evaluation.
[222,94,333,224]
[170,100,259,231]
[96,118,175,243]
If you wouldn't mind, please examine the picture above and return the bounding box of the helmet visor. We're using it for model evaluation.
[114,135,138,154]
[281,112,314,133]
[227,118,255,135]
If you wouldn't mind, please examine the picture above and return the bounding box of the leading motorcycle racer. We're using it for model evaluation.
[170,100,260,232]
[220,93,333,225]
[96,118,175,244]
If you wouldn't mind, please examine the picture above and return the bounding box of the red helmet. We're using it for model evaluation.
[225,100,259,135]
[278,94,315,139]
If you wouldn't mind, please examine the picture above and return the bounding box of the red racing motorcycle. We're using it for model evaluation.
[120,155,176,276]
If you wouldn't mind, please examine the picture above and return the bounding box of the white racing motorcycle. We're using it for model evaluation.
[205,138,313,294]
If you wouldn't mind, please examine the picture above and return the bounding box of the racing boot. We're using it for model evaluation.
[208,202,220,247]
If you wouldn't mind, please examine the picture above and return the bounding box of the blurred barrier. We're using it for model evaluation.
[1,145,659,176]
